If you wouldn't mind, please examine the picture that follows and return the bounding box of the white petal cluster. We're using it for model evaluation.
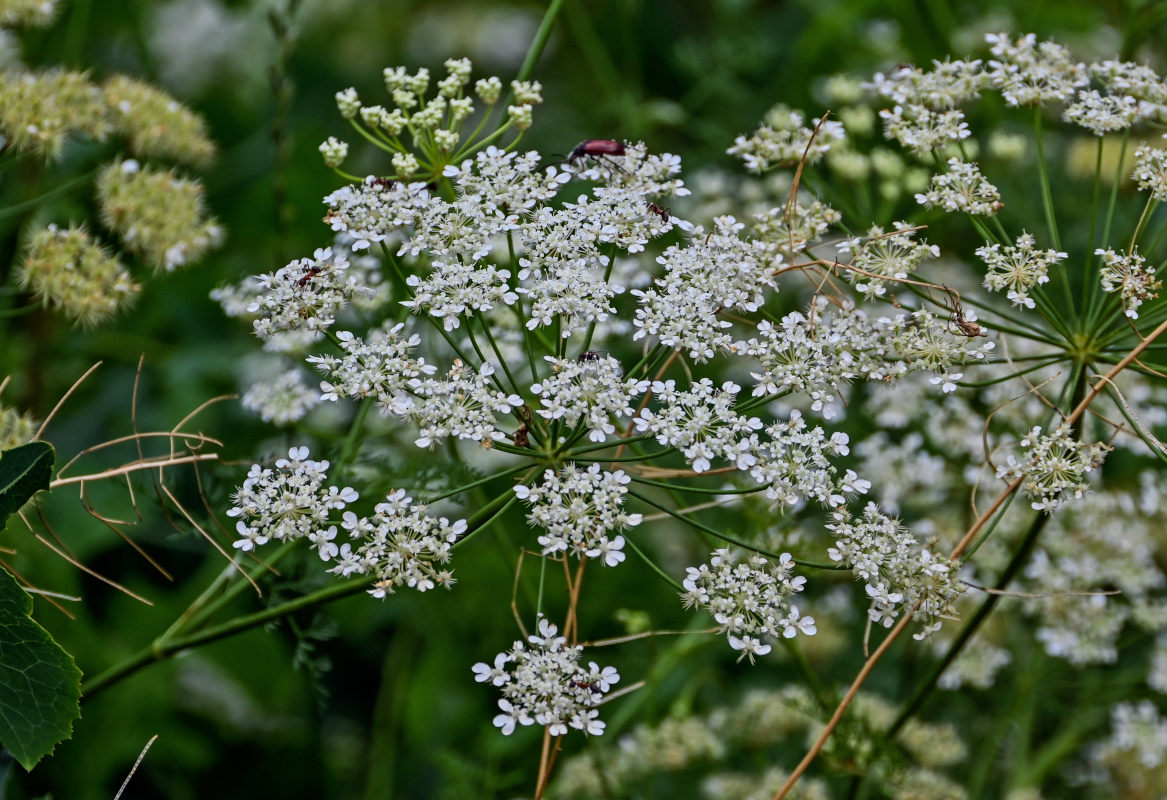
[984,33,1088,107]
[632,216,773,360]
[515,204,625,335]
[226,446,358,556]
[827,503,962,639]
[914,158,1002,216]
[838,222,939,299]
[866,59,985,108]
[1063,89,1139,134]
[878,105,970,156]
[1089,701,1167,775]
[514,464,642,566]
[883,307,996,392]
[472,617,620,736]
[738,300,899,418]
[249,247,375,341]
[1020,484,1164,665]
[402,260,518,331]
[1096,247,1162,319]
[748,410,866,507]
[531,355,649,442]
[308,323,436,414]
[727,106,845,173]
[996,425,1110,512]
[681,547,816,663]
[978,232,1066,308]
[240,369,321,425]
[1132,145,1167,202]
[749,198,840,261]
[407,360,523,448]
[635,378,762,473]
[331,489,464,596]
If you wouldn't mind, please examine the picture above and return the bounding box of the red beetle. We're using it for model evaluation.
[566,139,626,166]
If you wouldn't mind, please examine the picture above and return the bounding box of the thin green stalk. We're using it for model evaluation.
[954,357,1064,388]
[336,397,374,475]
[883,512,1050,739]
[623,534,684,591]
[82,479,523,700]
[82,574,376,700]
[627,489,844,570]
[626,475,767,495]
[513,0,567,85]
[421,462,535,504]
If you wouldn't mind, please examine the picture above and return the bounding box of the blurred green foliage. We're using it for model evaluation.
[3,1,1167,798]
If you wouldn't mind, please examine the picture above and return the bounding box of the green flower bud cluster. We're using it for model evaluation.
[96,160,222,273]
[322,57,542,182]
[18,225,138,326]
[0,13,221,325]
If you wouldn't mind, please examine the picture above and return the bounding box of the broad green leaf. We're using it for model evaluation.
[0,442,54,530]
[0,566,81,770]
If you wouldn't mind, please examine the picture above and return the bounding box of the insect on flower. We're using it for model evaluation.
[297,266,324,286]
[646,202,671,223]
[566,139,626,166]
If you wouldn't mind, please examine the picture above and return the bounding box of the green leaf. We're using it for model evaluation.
[0,442,54,531]
[0,566,81,770]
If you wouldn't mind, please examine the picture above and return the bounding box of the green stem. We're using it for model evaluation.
[513,0,567,84]
[623,534,683,591]
[81,480,521,700]
[626,489,844,570]
[883,512,1049,740]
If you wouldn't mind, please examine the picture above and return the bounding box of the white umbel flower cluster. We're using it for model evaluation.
[240,369,321,425]
[682,547,816,663]
[531,355,649,442]
[308,323,436,415]
[514,464,642,566]
[738,301,899,418]
[837,222,939,299]
[827,503,961,638]
[984,33,1088,107]
[634,379,762,473]
[332,489,465,596]
[978,232,1067,309]
[472,617,620,736]
[996,425,1111,511]
[1096,247,1162,319]
[915,158,1002,216]
[749,410,868,508]
[726,106,844,172]
[1132,145,1167,201]
[249,247,375,341]
[407,360,523,448]
[226,446,358,555]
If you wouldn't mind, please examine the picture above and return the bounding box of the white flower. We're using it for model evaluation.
[475,616,619,737]
[226,447,358,553]
[978,232,1066,309]
[331,489,465,596]
[1096,247,1162,318]
[683,547,814,662]
[516,465,641,564]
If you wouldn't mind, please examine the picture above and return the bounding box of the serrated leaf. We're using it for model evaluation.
[0,442,54,530]
[0,566,81,770]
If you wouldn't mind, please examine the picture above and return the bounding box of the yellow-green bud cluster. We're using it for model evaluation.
[0,69,109,159]
[19,225,138,326]
[0,404,37,450]
[0,0,57,27]
[104,75,215,167]
[325,58,540,181]
[96,160,222,273]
